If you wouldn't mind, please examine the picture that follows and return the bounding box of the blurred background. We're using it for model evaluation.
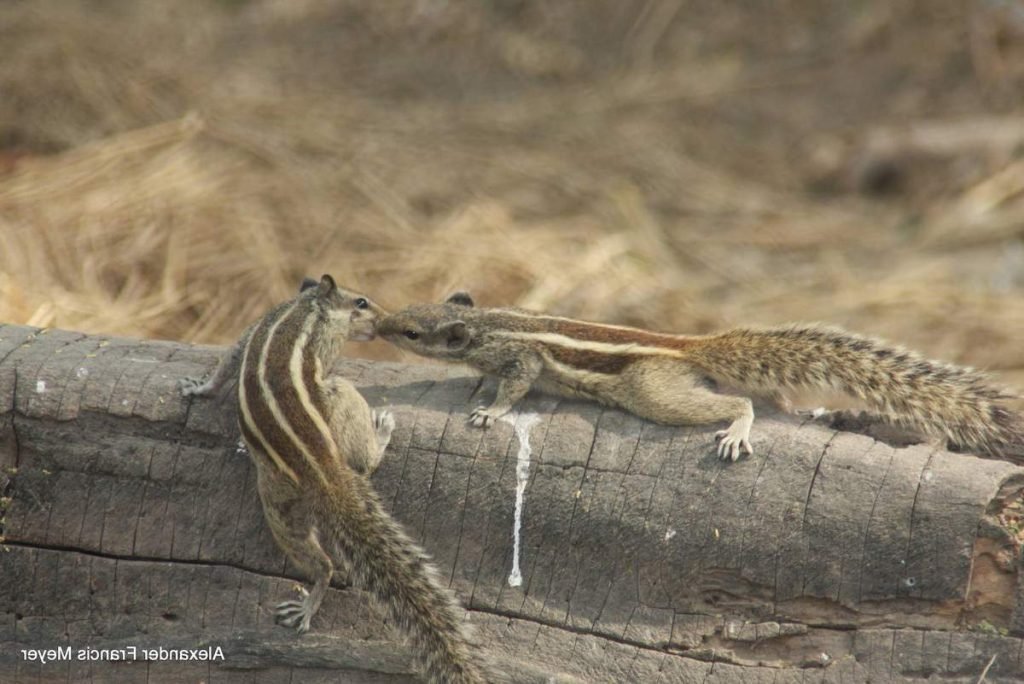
[1,0,1023,386]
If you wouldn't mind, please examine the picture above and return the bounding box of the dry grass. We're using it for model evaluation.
[2,0,1024,388]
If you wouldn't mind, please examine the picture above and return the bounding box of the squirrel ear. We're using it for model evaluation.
[440,320,469,350]
[299,277,319,293]
[317,274,337,296]
[445,291,474,307]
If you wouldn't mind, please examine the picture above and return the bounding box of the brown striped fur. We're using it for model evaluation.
[544,344,640,374]
[378,295,1024,463]
[182,277,487,683]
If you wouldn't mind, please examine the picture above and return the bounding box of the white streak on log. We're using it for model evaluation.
[501,412,541,588]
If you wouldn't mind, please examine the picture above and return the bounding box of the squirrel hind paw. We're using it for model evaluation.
[275,599,314,634]
[715,429,753,462]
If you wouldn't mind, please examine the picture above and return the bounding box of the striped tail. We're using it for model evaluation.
[315,475,487,684]
[690,324,1024,459]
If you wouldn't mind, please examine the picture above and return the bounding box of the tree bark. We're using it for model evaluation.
[1,323,1023,683]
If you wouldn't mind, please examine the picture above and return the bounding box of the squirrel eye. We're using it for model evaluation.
[354,298,369,310]
[403,330,420,340]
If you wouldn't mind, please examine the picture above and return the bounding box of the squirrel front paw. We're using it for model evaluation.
[371,409,396,443]
[468,407,499,428]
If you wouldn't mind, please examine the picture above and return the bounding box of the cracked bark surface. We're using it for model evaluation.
[1,323,1024,682]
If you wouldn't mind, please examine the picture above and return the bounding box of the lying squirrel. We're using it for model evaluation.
[379,292,1024,462]
[181,277,487,683]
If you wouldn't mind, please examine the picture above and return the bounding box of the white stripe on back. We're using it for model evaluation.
[491,330,686,358]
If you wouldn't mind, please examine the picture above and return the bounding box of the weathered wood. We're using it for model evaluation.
[1,323,1023,682]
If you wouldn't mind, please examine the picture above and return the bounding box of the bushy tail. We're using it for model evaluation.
[690,324,1024,459]
[317,476,487,683]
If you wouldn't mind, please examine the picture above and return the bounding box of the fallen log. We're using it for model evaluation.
[1,324,1023,682]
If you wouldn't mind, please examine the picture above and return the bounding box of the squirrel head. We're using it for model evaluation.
[377,292,475,358]
[303,274,387,344]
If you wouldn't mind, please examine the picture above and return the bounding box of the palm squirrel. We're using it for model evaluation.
[378,293,1024,462]
[180,276,486,683]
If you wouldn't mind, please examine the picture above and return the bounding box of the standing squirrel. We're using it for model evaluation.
[378,293,1024,462]
[180,276,486,683]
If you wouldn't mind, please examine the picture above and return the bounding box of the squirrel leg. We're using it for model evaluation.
[179,342,240,396]
[256,468,335,634]
[320,375,390,474]
[179,325,255,397]
[321,377,394,475]
[272,531,334,634]
[469,353,543,428]
[671,390,754,461]
[662,390,753,461]
[618,363,756,461]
